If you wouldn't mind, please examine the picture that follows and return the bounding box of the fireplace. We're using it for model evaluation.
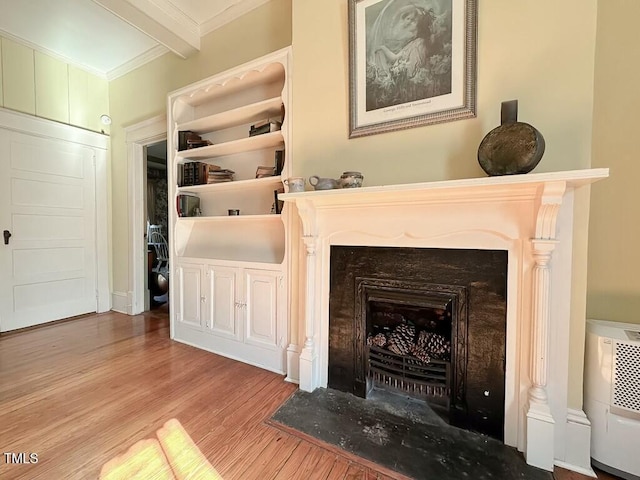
[329,246,507,440]
[280,169,608,474]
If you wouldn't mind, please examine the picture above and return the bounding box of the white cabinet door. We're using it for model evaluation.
[0,129,97,332]
[205,265,240,340]
[243,269,280,349]
[176,263,203,330]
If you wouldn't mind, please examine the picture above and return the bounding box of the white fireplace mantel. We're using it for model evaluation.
[281,168,608,475]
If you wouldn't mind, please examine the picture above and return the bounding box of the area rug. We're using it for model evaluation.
[270,388,552,480]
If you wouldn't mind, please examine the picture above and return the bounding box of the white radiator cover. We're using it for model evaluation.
[585,319,640,479]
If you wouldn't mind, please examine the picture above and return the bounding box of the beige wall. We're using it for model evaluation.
[0,36,110,133]
[108,0,292,294]
[588,0,640,326]
[291,0,598,409]
[291,1,596,183]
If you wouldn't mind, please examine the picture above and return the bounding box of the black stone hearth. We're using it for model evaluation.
[329,246,508,440]
[271,387,551,480]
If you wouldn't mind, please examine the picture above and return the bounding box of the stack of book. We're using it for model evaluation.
[178,131,212,151]
[207,169,235,183]
[249,120,281,137]
[255,166,276,178]
[178,162,221,186]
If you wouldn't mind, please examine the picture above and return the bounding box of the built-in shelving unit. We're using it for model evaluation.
[167,47,292,375]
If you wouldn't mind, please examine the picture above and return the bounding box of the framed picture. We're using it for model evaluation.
[348,0,477,138]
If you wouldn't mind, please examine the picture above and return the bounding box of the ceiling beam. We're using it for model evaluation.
[91,0,200,58]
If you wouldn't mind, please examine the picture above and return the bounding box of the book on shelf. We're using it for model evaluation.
[178,162,222,186]
[249,120,281,137]
[275,150,285,175]
[256,165,276,178]
[178,131,212,151]
[271,187,284,214]
[176,194,200,217]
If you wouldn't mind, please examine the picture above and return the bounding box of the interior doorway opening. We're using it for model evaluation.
[145,140,169,311]
[125,114,166,316]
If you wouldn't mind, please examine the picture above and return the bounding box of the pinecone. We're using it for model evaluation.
[410,344,431,363]
[367,333,387,348]
[416,330,431,349]
[423,332,451,361]
[387,324,415,356]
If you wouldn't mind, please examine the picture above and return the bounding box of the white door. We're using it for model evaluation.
[0,129,97,332]
[244,269,279,349]
[175,263,203,330]
[206,265,240,340]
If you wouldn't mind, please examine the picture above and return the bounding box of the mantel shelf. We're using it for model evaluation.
[280,169,610,207]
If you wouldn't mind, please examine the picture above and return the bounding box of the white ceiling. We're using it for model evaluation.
[0,0,271,80]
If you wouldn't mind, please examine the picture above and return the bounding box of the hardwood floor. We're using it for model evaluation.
[0,309,622,479]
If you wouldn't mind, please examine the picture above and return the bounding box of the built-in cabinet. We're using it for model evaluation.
[167,48,292,374]
[175,262,286,372]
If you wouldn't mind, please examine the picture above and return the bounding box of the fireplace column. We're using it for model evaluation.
[526,181,566,471]
[526,239,557,470]
[296,199,321,392]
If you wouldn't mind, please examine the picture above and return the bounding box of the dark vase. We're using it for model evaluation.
[478,100,545,176]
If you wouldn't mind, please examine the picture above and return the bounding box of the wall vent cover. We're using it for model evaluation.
[613,341,640,414]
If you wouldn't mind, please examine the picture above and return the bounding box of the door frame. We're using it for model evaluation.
[125,114,166,315]
[0,107,111,315]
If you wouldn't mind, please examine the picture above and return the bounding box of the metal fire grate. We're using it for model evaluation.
[368,345,450,399]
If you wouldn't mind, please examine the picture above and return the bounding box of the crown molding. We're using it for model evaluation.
[200,0,273,36]
[107,44,169,81]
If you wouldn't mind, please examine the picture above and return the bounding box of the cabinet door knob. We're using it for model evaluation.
[200,296,206,303]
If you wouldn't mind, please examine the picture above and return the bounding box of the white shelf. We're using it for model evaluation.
[168,48,292,371]
[177,97,283,134]
[176,131,283,161]
[177,214,281,223]
[177,63,285,108]
[177,175,282,194]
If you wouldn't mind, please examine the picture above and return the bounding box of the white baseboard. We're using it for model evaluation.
[556,409,596,477]
[285,344,300,384]
[111,291,131,314]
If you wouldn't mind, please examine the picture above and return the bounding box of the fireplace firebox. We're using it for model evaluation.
[329,246,508,440]
[356,279,467,415]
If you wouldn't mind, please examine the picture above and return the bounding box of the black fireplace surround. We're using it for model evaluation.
[329,246,508,440]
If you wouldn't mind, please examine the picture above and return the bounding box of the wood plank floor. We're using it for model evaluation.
[0,308,621,479]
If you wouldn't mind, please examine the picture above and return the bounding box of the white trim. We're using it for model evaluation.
[0,107,111,314]
[106,45,169,81]
[554,461,596,478]
[125,114,167,315]
[111,291,130,314]
[555,409,596,477]
[200,0,273,37]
